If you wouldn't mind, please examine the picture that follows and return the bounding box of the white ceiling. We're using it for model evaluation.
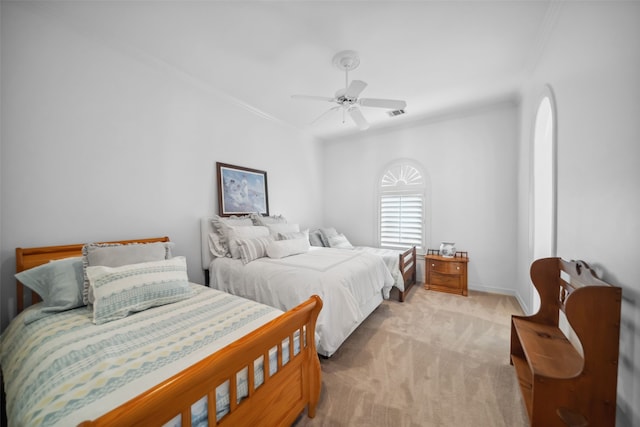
[25,0,555,140]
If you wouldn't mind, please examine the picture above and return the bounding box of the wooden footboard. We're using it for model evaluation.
[398,246,417,302]
[78,295,323,427]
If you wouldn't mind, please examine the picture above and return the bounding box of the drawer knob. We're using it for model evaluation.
[457,266,460,270]
[432,264,435,267]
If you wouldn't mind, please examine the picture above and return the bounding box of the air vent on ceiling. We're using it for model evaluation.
[387,109,405,117]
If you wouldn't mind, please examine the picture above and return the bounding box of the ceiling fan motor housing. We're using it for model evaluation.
[332,50,360,71]
[335,90,356,105]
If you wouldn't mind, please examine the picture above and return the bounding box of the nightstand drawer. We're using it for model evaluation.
[430,271,462,289]
[429,260,464,274]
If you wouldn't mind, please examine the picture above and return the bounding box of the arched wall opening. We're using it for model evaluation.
[531,85,557,313]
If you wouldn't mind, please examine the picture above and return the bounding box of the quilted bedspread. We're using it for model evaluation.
[0,285,281,427]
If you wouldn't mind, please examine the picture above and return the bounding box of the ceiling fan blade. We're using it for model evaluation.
[291,95,335,102]
[310,106,341,124]
[344,80,367,99]
[348,106,370,130]
[359,98,407,110]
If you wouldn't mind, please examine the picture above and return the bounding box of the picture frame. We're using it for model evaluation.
[216,162,269,217]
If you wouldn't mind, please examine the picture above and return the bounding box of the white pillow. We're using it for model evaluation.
[319,227,339,247]
[211,215,254,256]
[208,233,228,258]
[279,229,310,242]
[227,225,270,259]
[266,223,300,236]
[309,229,325,247]
[250,213,287,226]
[267,238,310,259]
[328,233,354,249]
[212,215,253,231]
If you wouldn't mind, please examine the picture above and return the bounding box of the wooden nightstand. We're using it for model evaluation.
[424,250,469,296]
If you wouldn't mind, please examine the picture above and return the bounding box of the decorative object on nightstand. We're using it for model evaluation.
[439,242,456,257]
[424,249,469,296]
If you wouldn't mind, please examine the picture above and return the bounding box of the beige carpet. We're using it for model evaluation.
[293,286,529,427]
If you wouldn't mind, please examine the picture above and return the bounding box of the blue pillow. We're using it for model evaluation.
[15,257,85,324]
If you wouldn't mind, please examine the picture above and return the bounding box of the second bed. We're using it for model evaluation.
[201,218,394,357]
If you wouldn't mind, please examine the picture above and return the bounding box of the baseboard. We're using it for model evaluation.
[469,284,518,297]
[469,285,530,314]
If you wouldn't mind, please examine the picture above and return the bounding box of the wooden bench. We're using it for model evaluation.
[510,257,622,426]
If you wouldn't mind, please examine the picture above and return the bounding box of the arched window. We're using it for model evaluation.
[378,161,425,249]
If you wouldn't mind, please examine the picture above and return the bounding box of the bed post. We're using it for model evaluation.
[306,295,323,418]
[397,246,417,302]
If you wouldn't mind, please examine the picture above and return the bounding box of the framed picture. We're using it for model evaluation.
[216,162,269,217]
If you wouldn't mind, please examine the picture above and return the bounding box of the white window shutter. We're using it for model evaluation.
[380,194,423,249]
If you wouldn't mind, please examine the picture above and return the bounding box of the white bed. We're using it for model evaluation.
[201,218,394,357]
[353,246,417,301]
[306,226,417,301]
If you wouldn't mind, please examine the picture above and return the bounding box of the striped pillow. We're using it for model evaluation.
[82,241,173,305]
[86,256,195,324]
[237,236,274,264]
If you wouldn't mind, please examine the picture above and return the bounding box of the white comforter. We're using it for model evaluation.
[209,247,394,357]
[354,246,407,291]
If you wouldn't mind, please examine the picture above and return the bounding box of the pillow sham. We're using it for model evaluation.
[227,225,270,259]
[328,233,354,249]
[267,238,310,259]
[278,229,310,242]
[266,223,300,236]
[319,227,339,247]
[308,229,325,247]
[212,214,253,228]
[208,232,228,258]
[82,241,173,304]
[237,236,274,264]
[211,215,254,257]
[15,257,85,324]
[250,213,287,226]
[87,256,194,325]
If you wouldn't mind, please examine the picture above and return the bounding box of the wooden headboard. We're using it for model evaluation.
[15,236,170,314]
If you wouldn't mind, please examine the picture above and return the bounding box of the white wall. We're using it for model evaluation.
[0,2,3,332]
[517,3,640,425]
[322,100,519,295]
[0,3,323,328]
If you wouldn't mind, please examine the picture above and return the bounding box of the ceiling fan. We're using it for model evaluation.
[291,50,407,130]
